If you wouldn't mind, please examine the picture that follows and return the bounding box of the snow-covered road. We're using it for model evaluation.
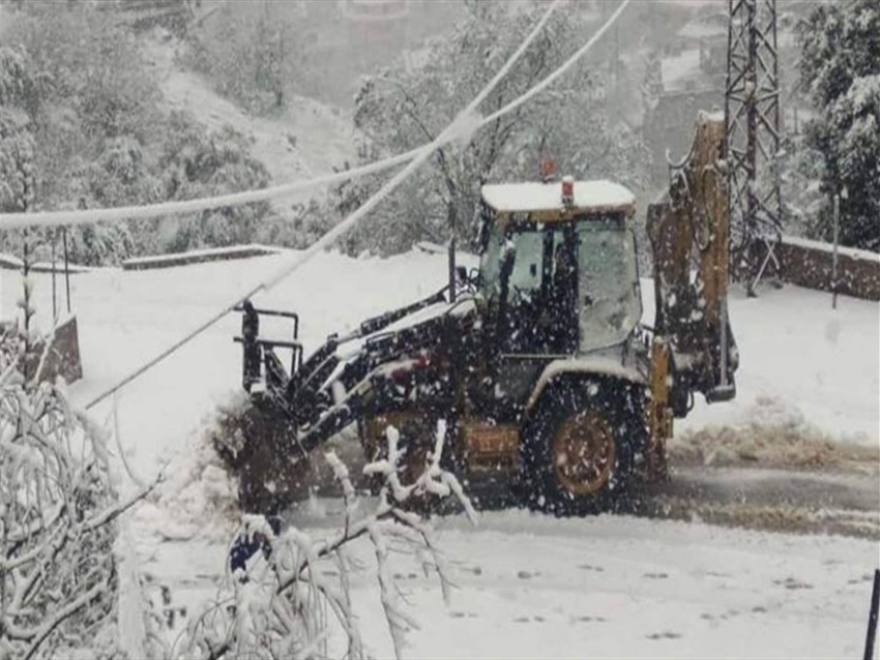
[1,248,878,657]
[341,509,878,659]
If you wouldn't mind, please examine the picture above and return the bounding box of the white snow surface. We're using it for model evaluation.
[1,248,877,657]
[481,180,636,213]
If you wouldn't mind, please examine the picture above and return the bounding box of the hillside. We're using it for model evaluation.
[141,30,356,207]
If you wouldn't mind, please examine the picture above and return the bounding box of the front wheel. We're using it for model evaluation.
[522,379,644,515]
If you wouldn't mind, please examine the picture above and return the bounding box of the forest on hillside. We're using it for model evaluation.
[0,0,876,267]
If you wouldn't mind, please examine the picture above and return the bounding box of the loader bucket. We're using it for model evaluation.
[210,395,311,514]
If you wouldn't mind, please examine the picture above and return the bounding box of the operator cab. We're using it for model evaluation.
[479,178,642,357]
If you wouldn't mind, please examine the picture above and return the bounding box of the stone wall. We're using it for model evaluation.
[759,236,880,301]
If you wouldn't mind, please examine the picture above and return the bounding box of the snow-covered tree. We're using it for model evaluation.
[322,0,650,256]
[0,47,36,216]
[0,4,285,265]
[0,328,151,659]
[178,422,476,660]
[151,111,276,255]
[797,0,880,251]
[183,3,302,115]
[0,5,165,264]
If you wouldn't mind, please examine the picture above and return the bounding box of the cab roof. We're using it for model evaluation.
[481,179,636,219]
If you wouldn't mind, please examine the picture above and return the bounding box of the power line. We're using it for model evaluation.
[84,0,585,410]
[0,1,631,234]
[84,0,634,411]
[84,0,634,410]
[0,147,417,231]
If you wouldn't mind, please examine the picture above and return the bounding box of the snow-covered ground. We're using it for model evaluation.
[673,283,879,447]
[336,510,878,659]
[1,249,877,657]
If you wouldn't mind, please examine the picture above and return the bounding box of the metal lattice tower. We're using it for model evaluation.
[725,0,783,289]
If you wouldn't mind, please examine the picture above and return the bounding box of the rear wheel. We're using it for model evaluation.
[552,411,616,497]
[523,378,645,515]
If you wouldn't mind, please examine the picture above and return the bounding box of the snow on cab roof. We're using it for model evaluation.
[481,179,635,214]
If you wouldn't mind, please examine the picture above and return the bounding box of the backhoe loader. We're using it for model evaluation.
[225,112,738,515]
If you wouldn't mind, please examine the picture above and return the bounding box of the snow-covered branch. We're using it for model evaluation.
[0,331,141,658]
[179,420,476,660]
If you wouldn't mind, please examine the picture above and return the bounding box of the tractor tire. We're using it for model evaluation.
[522,378,645,516]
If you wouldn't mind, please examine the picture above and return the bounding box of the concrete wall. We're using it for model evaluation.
[759,236,880,301]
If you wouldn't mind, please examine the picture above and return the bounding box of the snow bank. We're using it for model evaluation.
[671,283,879,446]
[670,395,879,474]
[139,400,244,543]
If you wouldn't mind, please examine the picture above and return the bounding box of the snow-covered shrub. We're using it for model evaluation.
[176,421,476,660]
[0,332,146,659]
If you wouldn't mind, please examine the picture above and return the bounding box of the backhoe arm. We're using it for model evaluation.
[647,111,738,417]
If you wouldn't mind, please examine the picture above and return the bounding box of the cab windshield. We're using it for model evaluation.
[575,218,641,352]
[479,213,641,354]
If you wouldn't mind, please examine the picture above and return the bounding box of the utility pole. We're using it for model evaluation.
[832,193,840,310]
[725,0,783,296]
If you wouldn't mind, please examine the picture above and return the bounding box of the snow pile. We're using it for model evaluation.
[669,395,879,474]
[135,401,244,543]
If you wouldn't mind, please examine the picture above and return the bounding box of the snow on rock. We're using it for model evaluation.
[481,180,636,213]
